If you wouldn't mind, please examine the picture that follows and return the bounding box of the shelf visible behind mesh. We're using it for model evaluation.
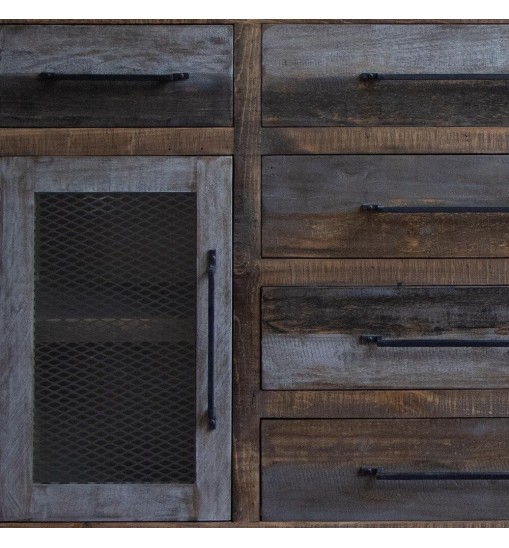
[33,192,197,484]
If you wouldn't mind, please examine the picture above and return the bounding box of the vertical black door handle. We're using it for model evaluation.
[207,250,217,430]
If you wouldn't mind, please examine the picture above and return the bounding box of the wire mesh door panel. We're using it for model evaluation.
[33,192,197,484]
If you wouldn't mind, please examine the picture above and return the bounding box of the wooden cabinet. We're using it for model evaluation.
[2,20,509,527]
[0,157,232,521]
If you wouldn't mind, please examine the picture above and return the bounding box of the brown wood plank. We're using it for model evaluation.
[261,259,509,286]
[0,25,232,127]
[261,391,509,419]
[3,20,509,25]
[263,25,509,127]
[263,155,509,258]
[262,419,509,521]
[232,23,262,523]
[0,128,233,156]
[2,520,509,527]
[262,127,509,154]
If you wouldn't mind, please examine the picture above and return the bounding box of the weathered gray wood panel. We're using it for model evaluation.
[262,419,509,521]
[262,286,509,389]
[262,155,509,258]
[0,25,233,127]
[263,25,509,126]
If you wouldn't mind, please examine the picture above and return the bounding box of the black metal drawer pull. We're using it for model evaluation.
[361,204,509,213]
[207,250,217,430]
[38,72,189,82]
[359,467,509,481]
[360,334,509,348]
[360,73,509,82]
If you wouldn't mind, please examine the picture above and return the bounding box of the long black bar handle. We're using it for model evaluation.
[38,72,189,82]
[360,334,509,348]
[360,73,509,81]
[361,204,509,213]
[207,250,217,430]
[359,467,509,481]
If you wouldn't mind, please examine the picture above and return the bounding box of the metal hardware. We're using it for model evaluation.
[360,73,509,81]
[207,250,217,430]
[358,467,509,480]
[361,204,509,213]
[360,334,509,347]
[38,72,189,82]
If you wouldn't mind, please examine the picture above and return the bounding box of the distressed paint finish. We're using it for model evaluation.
[262,419,509,521]
[262,155,509,258]
[0,25,233,127]
[262,286,509,389]
[263,25,509,126]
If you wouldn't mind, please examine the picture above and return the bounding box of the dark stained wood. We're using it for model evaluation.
[0,128,234,156]
[262,419,509,521]
[263,155,509,258]
[262,286,509,389]
[0,25,232,127]
[232,23,262,523]
[261,390,509,419]
[263,25,509,127]
[262,127,509,154]
[261,258,509,286]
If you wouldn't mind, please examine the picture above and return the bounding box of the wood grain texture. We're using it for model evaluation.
[261,391,509,419]
[0,129,234,156]
[0,25,232,127]
[262,419,509,521]
[0,159,35,520]
[195,156,232,520]
[263,25,509,127]
[262,286,509,389]
[232,23,262,523]
[262,127,509,154]
[263,155,509,258]
[261,258,509,286]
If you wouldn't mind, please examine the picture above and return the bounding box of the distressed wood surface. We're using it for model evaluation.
[0,25,232,127]
[0,157,232,521]
[262,127,509,154]
[262,286,509,389]
[0,128,234,156]
[195,157,232,520]
[232,23,262,523]
[263,155,509,258]
[0,159,35,520]
[262,419,509,521]
[261,390,509,419]
[263,25,509,127]
[261,258,509,286]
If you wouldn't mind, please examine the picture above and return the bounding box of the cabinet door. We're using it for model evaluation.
[0,156,231,521]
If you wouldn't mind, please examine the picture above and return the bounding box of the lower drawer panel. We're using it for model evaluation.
[261,419,509,521]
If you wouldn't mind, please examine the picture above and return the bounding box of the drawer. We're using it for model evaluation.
[262,286,509,389]
[262,419,509,521]
[0,25,232,127]
[263,24,509,127]
[263,155,509,258]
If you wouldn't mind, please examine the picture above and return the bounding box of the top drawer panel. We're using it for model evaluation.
[263,24,509,127]
[0,25,233,127]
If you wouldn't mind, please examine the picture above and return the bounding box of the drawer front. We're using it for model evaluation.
[0,25,232,127]
[263,24,509,127]
[263,155,509,258]
[262,286,509,389]
[262,419,509,521]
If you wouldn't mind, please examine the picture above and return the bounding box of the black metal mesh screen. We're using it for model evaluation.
[33,192,197,484]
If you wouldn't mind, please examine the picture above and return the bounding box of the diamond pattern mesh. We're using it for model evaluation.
[33,192,197,484]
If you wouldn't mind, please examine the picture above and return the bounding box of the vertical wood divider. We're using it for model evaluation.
[232,23,262,522]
